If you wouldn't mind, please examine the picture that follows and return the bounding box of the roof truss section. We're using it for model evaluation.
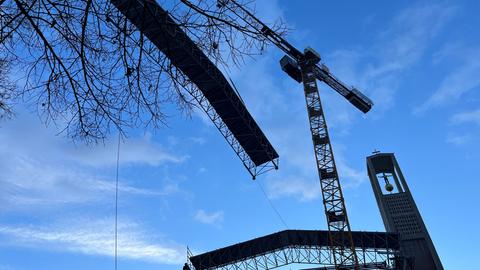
[189,230,399,270]
[110,0,279,178]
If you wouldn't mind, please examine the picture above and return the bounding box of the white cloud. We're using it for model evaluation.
[189,136,206,145]
[265,168,365,201]
[0,218,184,264]
[444,109,480,146]
[193,209,224,226]
[377,3,457,71]
[0,154,174,210]
[0,110,187,168]
[446,133,472,145]
[416,47,480,112]
[0,111,182,210]
[450,109,480,126]
[71,133,188,167]
[334,144,368,189]
[265,143,367,201]
[328,2,456,115]
[338,163,368,189]
[266,176,320,201]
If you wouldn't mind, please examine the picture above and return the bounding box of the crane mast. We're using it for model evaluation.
[220,0,375,268]
[298,53,359,268]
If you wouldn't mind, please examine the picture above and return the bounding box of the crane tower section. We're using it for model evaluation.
[291,49,359,268]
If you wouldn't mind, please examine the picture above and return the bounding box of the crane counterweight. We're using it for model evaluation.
[280,55,302,83]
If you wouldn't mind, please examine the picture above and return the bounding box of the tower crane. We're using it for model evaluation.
[215,1,374,269]
[110,0,372,268]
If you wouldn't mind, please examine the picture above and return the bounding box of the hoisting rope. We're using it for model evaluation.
[256,180,289,229]
[114,131,121,270]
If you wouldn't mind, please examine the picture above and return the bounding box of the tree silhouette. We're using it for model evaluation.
[0,0,285,141]
[0,57,13,119]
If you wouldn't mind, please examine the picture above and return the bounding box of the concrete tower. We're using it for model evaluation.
[366,152,443,270]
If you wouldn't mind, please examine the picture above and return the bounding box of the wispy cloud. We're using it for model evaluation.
[329,2,457,115]
[336,149,368,189]
[193,209,224,226]
[0,265,15,270]
[266,176,320,201]
[446,133,472,145]
[0,111,183,210]
[445,109,480,145]
[70,133,188,167]
[0,218,184,264]
[0,111,187,168]
[376,3,457,72]
[0,154,174,210]
[450,108,480,126]
[416,47,480,112]
[265,143,366,201]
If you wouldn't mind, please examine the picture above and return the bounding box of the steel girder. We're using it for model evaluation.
[189,230,399,270]
[109,0,279,178]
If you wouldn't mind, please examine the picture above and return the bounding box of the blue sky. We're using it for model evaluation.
[1,0,480,269]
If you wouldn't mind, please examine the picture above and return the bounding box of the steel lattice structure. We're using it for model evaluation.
[299,62,357,267]
[187,83,279,177]
[109,0,279,179]
[188,230,399,270]
[192,246,391,270]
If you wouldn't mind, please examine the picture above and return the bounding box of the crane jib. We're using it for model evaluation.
[280,54,373,114]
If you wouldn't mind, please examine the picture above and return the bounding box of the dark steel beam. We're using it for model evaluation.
[109,0,279,178]
[189,230,399,270]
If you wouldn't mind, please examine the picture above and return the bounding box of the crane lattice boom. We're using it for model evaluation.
[299,55,358,267]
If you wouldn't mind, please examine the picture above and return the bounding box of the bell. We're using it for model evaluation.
[385,183,394,192]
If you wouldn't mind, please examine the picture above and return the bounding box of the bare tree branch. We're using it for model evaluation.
[0,58,14,119]
[0,0,287,141]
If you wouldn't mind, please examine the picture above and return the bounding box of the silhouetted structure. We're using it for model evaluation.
[367,153,443,270]
[111,2,444,270]
[188,230,399,270]
[110,0,279,178]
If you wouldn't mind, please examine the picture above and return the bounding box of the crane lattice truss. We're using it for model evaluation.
[188,230,399,270]
[300,62,357,266]
[109,0,279,179]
